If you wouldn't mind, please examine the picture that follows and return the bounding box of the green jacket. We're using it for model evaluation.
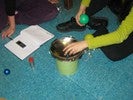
[82,0,133,49]
[81,0,91,7]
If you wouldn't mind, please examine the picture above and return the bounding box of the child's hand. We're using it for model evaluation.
[63,41,88,55]
[75,4,86,26]
[2,26,15,39]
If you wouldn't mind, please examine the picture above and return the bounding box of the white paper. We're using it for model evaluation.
[5,25,54,60]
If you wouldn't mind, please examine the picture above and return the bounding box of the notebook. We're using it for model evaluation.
[5,25,54,60]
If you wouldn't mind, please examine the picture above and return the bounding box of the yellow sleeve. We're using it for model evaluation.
[84,7,133,49]
[81,0,91,7]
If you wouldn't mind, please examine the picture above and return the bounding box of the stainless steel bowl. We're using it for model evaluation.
[50,37,83,61]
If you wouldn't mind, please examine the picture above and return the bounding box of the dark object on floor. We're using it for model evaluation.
[56,17,86,32]
[88,17,108,30]
[4,69,10,75]
[56,17,108,32]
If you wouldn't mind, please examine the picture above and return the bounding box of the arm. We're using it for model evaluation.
[75,0,91,26]
[2,0,16,39]
[63,7,133,55]
[5,0,16,16]
[2,16,16,38]
[85,7,133,49]
[81,0,91,7]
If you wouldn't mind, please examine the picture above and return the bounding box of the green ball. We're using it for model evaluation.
[79,14,89,24]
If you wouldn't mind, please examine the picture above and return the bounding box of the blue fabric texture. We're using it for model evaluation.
[0,0,133,100]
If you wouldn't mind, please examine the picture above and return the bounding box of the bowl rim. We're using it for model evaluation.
[50,36,83,61]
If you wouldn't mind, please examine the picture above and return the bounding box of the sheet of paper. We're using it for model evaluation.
[5,25,54,60]
[21,25,54,45]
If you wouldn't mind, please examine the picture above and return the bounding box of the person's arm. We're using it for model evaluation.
[63,7,133,55]
[2,0,16,39]
[85,7,133,49]
[81,0,91,7]
[2,16,16,38]
[75,0,91,26]
[5,0,16,16]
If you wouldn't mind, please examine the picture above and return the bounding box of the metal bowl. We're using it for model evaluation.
[50,36,83,61]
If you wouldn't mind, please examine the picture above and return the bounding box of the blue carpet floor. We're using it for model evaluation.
[0,0,133,100]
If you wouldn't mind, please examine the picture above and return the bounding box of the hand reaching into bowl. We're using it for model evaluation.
[63,41,88,55]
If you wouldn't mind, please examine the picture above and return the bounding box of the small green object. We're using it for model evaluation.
[79,14,89,24]
[56,59,78,75]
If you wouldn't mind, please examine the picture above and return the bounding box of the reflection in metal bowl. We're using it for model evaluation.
[50,37,83,61]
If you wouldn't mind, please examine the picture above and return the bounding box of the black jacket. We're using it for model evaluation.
[109,0,133,21]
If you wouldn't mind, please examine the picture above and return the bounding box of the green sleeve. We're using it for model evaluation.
[84,7,133,49]
[81,0,91,7]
